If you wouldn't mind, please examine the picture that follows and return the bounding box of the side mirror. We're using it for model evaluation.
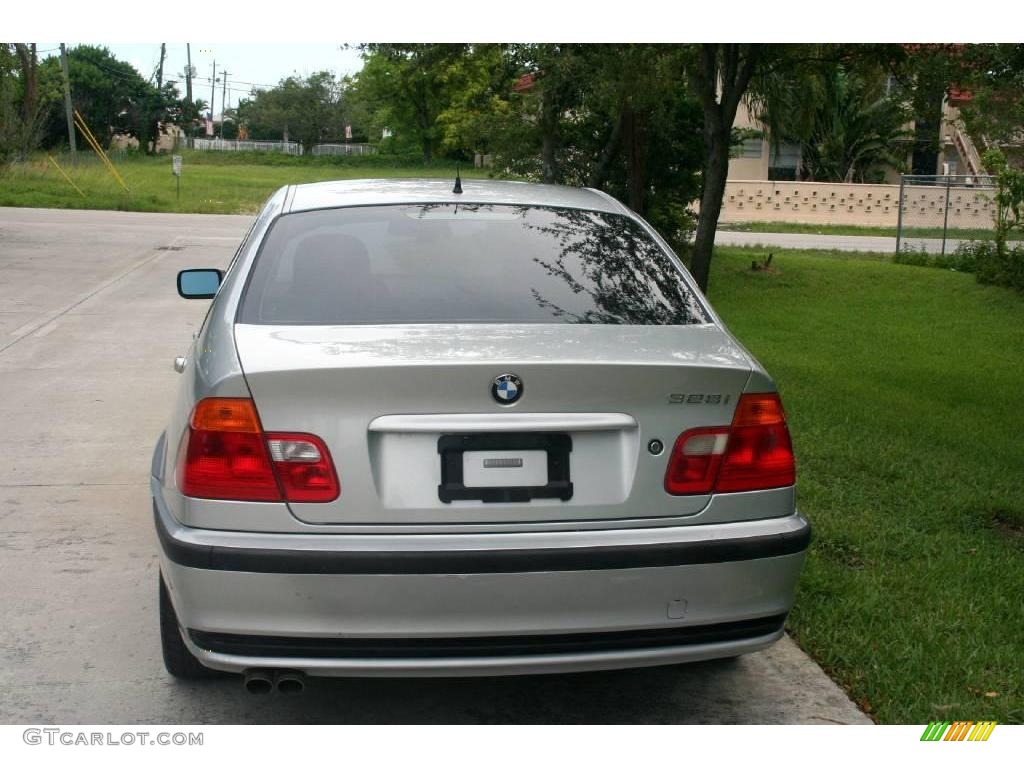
[177,269,223,299]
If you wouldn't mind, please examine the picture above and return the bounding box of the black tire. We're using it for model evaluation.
[159,573,222,679]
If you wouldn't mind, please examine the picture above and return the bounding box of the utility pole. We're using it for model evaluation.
[59,43,76,159]
[220,70,229,139]
[151,43,165,154]
[156,43,165,88]
[185,44,193,140]
[209,59,216,138]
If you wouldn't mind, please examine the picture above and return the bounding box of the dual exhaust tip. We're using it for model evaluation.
[243,668,305,695]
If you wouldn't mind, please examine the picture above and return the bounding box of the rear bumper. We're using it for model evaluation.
[154,495,809,677]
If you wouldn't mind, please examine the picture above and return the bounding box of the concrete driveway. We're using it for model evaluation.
[0,207,870,724]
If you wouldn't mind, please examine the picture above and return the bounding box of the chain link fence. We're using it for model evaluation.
[896,174,998,254]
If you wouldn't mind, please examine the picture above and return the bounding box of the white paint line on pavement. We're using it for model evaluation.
[1,237,181,355]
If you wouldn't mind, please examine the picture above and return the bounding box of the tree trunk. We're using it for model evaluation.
[623,107,648,215]
[690,125,731,294]
[14,44,38,153]
[539,85,559,183]
[14,44,37,125]
[587,107,625,189]
[688,43,761,295]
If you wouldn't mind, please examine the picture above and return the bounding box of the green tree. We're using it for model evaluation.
[236,71,345,150]
[959,45,1024,159]
[984,148,1024,248]
[37,45,167,150]
[1,43,53,163]
[756,61,912,182]
[353,44,471,161]
[469,45,704,253]
[435,44,521,159]
[881,44,966,175]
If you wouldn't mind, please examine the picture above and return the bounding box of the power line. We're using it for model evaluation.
[191,75,279,90]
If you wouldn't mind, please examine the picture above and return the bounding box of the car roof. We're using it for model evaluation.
[286,178,628,215]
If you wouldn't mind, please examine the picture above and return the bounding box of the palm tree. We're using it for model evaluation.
[753,61,913,183]
[802,67,913,182]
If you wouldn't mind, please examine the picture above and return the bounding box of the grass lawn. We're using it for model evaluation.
[719,220,1023,241]
[710,246,1024,724]
[0,151,493,215]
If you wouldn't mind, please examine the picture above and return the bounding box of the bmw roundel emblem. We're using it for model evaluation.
[492,373,523,405]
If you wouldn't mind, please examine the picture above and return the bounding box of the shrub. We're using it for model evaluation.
[964,239,1024,291]
[893,247,930,267]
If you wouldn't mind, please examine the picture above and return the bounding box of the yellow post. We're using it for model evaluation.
[46,154,87,197]
[73,112,121,188]
[74,112,129,192]
[73,110,130,192]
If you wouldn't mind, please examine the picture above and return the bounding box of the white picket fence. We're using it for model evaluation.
[310,143,375,157]
[190,138,303,155]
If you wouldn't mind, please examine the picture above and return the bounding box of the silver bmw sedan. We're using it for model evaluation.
[153,178,808,692]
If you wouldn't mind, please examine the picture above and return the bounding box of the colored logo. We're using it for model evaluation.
[492,374,523,405]
[920,721,997,742]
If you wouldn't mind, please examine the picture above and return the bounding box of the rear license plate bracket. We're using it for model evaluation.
[437,433,573,504]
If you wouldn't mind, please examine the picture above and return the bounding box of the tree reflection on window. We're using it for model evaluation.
[526,207,706,325]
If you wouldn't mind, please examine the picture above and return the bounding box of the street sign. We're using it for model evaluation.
[172,155,182,201]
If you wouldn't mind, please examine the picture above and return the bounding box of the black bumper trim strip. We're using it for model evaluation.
[190,614,788,659]
[154,501,810,575]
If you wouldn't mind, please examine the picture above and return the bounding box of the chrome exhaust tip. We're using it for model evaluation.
[243,669,274,695]
[274,669,306,695]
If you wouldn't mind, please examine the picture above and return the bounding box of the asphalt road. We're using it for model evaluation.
[0,207,870,724]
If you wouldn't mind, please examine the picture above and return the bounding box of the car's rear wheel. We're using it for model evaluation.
[159,573,222,679]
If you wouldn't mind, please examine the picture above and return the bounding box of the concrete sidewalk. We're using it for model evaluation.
[0,207,870,723]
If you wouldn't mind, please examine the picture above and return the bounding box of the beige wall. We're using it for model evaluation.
[719,179,996,228]
[111,125,183,153]
[728,152,769,181]
[728,100,771,180]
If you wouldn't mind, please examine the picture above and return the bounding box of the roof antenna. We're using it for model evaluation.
[453,164,463,195]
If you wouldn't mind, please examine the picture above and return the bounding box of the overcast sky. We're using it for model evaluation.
[40,43,366,115]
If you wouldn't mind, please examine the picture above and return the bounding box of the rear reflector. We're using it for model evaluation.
[177,399,339,503]
[664,393,795,496]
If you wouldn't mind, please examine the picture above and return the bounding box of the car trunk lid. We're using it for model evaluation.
[235,323,753,526]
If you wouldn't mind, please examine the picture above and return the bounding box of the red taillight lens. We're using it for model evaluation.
[177,398,280,501]
[664,393,795,495]
[176,399,339,503]
[266,433,339,502]
[664,427,729,495]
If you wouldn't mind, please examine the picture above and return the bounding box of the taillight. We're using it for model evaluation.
[664,393,795,495]
[663,427,730,495]
[265,433,339,502]
[177,398,339,502]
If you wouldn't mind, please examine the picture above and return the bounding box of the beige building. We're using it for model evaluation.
[727,93,983,184]
[718,91,995,228]
[111,123,185,153]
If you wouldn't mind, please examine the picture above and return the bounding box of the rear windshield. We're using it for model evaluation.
[238,204,708,325]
